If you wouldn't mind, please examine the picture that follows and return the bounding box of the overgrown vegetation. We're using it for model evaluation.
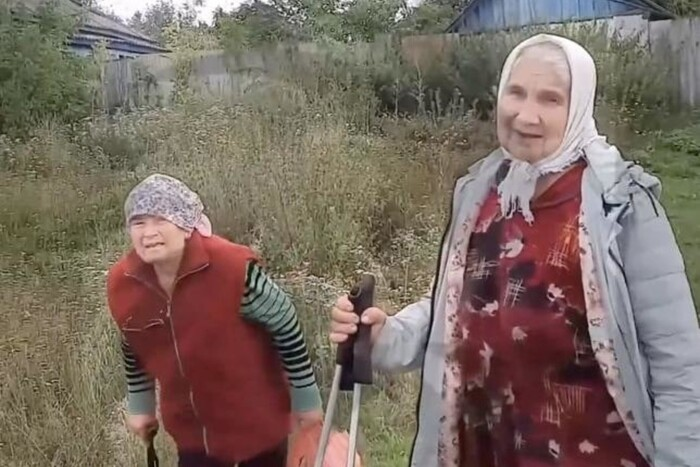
[126,0,461,48]
[287,21,680,128]
[120,0,700,52]
[0,2,98,138]
[1,4,700,467]
[666,0,700,16]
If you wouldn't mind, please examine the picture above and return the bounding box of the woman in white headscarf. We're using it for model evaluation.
[328,33,700,466]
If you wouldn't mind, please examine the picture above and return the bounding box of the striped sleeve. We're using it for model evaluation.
[241,260,322,413]
[121,336,156,415]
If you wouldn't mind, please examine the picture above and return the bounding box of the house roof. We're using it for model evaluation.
[10,0,169,55]
[445,0,676,34]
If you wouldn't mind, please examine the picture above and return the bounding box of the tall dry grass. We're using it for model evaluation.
[0,25,690,466]
[0,77,486,466]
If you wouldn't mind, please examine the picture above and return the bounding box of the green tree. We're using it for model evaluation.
[128,0,205,43]
[213,1,301,50]
[217,0,405,45]
[81,0,125,23]
[664,0,700,16]
[341,0,403,41]
[0,1,95,138]
[396,0,463,34]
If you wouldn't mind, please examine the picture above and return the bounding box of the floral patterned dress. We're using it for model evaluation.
[454,161,648,467]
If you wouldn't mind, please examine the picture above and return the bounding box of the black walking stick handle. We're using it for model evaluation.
[315,275,375,467]
[336,274,375,391]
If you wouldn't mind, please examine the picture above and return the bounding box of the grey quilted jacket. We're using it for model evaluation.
[371,148,700,467]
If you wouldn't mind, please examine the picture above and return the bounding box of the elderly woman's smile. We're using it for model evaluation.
[128,213,191,265]
[497,44,571,164]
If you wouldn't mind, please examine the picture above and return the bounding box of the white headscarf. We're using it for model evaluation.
[495,33,617,224]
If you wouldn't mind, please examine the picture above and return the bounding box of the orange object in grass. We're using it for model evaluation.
[287,421,363,467]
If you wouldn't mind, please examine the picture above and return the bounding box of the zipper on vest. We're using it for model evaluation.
[125,263,211,455]
[168,264,210,455]
[166,300,210,454]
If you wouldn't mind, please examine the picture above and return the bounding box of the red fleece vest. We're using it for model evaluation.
[107,233,291,463]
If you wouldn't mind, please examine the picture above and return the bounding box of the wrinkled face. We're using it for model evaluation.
[496,54,571,163]
[128,215,191,265]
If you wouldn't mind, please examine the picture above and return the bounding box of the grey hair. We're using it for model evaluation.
[510,40,571,89]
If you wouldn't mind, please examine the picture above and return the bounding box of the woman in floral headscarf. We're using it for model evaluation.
[106,174,323,467]
[329,33,700,466]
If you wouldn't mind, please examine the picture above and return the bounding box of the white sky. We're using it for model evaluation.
[98,0,424,24]
[98,0,247,24]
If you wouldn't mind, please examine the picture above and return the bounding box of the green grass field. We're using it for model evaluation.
[1,99,698,466]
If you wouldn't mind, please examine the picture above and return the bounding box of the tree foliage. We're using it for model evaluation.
[128,0,206,43]
[127,0,700,53]
[128,0,464,51]
[664,0,700,16]
[0,1,95,138]
[396,0,460,34]
[213,0,301,51]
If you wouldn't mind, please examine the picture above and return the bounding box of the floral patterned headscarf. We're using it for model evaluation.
[124,173,213,237]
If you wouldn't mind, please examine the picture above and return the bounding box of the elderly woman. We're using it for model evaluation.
[106,174,323,467]
[329,33,700,466]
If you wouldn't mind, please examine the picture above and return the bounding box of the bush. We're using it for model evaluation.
[0,1,96,139]
[271,22,679,132]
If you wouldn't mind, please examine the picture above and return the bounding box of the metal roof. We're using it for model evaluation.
[10,0,169,55]
[446,0,675,34]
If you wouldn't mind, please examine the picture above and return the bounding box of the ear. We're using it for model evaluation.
[184,229,193,240]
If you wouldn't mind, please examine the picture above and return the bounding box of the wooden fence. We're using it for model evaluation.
[650,17,700,107]
[101,15,700,110]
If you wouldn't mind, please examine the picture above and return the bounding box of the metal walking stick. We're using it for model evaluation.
[314,274,375,467]
[146,429,160,467]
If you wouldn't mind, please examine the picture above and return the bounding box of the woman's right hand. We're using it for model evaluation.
[329,295,387,346]
[126,413,159,443]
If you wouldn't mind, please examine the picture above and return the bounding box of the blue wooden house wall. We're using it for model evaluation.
[446,0,672,34]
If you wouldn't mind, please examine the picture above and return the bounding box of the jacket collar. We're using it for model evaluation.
[464,146,662,211]
[464,148,505,181]
[123,231,211,285]
[448,144,663,261]
[455,148,504,222]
